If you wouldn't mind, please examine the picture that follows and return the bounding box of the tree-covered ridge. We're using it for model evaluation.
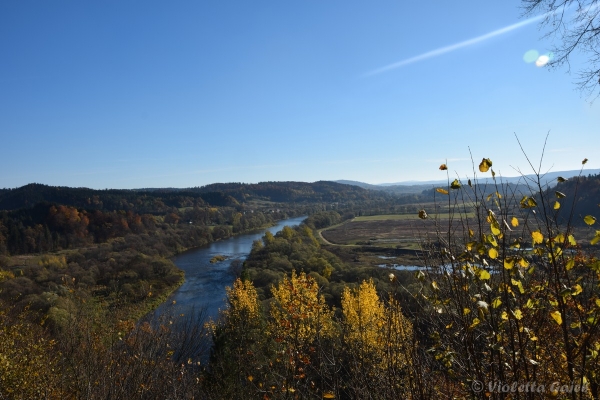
[193,180,387,202]
[549,173,600,225]
[0,183,238,212]
[0,181,388,212]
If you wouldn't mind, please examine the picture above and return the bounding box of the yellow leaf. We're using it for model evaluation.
[469,318,481,329]
[479,158,492,172]
[488,248,498,259]
[487,234,498,248]
[555,233,565,243]
[439,164,448,170]
[565,259,575,271]
[430,281,439,291]
[526,299,535,309]
[468,228,474,237]
[517,257,529,268]
[511,217,519,227]
[490,222,501,236]
[479,269,491,280]
[418,210,428,219]
[572,284,582,296]
[323,392,336,399]
[501,311,508,320]
[436,188,449,195]
[511,279,525,294]
[555,191,566,198]
[584,215,596,225]
[568,235,576,246]
[531,230,544,244]
[554,201,560,210]
[553,246,563,257]
[504,258,514,270]
[513,309,523,320]
[463,308,471,315]
[520,196,537,208]
[492,298,502,308]
[550,310,562,325]
[450,179,461,189]
[591,234,600,245]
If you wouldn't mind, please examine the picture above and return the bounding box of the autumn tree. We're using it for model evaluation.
[341,279,414,398]
[205,278,266,399]
[268,271,336,398]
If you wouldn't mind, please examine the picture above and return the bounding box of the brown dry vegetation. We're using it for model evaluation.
[322,212,477,249]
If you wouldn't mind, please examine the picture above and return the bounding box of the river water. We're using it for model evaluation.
[149,216,307,321]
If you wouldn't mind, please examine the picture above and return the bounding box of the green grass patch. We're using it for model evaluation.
[353,212,475,222]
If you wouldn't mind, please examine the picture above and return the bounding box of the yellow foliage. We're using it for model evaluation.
[341,280,413,382]
[269,271,334,346]
[225,278,260,324]
[0,306,61,399]
[0,269,14,282]
[342,280,385,351]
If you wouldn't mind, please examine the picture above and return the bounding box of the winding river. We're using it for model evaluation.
[149,216,307,321]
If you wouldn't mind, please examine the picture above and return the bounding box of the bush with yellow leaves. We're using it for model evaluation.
[413,154,600,399]
[341,279,414,398]
[0,304,62,399]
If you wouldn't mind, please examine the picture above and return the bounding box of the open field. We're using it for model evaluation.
[353,211,475,222]
[322,213,475,249]
[322,218,430,248]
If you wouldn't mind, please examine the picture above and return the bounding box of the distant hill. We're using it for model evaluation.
[189,181,384,203]
[544,172,600,225]
[0,183,234,212]
[0,181,386,212]
[336,169,600,193]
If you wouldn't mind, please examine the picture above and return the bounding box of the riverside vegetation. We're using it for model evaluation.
[1,160,600,399]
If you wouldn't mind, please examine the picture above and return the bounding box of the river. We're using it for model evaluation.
[148,216,307,321]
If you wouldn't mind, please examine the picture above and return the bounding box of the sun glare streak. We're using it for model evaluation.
[364,14,546,77]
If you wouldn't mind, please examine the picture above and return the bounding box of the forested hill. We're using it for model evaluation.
[0,181,387,213]
[190,181,381,203]
[0,181,383,212]
[0,183,236,212]
[550,172,600,223]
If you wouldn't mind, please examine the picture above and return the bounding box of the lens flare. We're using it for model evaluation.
[523,49,539,63]
[535,55,550,67]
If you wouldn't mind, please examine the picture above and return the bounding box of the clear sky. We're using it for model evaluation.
[1,0,598,189]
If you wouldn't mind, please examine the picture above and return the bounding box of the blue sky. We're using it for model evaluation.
[1,0,598,189]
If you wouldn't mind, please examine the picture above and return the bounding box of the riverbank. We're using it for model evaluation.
[148,216,308,322]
